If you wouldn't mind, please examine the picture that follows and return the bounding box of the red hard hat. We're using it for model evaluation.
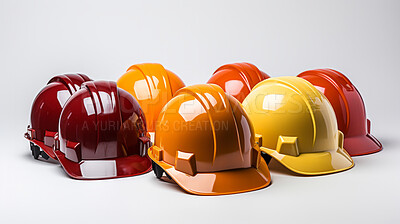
[54,81,152,179]
[207,63,270,102]
[298,69,382,156]
[25,74,92,160]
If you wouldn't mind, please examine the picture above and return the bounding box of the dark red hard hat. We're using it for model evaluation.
[207,63,270,102]
[54,81,152,179]
[298,69,382,156]
[25,74,92,160]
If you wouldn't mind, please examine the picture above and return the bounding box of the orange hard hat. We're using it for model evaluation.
[207,63,270,102]
[298,69,382,156]
[148,84,271,195]
[117,63,185,134]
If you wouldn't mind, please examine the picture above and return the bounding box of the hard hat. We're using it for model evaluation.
[242,77,354,175]
[54,81,152,179]
[298,69,382,156]
[207,62,270,102]
[24,74,92,160]
[117,63,185,140]
[148,84,271,195]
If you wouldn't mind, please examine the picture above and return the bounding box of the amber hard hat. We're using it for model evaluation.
[117,63,185,139]
[148,84,271,195]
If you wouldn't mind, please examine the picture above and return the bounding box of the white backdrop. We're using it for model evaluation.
[0,0,399,223]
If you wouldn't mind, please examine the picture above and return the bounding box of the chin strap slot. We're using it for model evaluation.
[152,146,163,162]
[65,141,81,163]
[44,131,57,147]
[338,131,344,149]
[54,133,60,151]
[367,119,371,134]
[175,151,197,176]
[276,136,299,156]
[138,134,151,157]
[26,125,36,140]
[252,134,262,168]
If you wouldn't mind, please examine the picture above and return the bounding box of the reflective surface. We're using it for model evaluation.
[55,81,151,179]
[298,69,382,156]
[117,63,185,132]
[148,84,271,195]
[243,77,354,175]
[25,74,91,159]
[207,63,270,102]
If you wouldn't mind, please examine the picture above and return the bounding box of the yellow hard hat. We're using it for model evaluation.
[117,63,185,134]
[148,84,271,195]
[242,77,354,175]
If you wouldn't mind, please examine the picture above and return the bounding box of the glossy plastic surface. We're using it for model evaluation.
[24,74,92,160]
[117,63,185,134]
[242,77,354,175]
[55,81,152,179]
[148,84,271,195]
[207,63,270,102]
[298,69,382,156]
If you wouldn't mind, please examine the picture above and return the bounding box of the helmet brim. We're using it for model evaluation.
[344,134,382,156]
[148,147,271,196]
[55,150,152,180]
[261,146,354,175]
[25,135,57,160]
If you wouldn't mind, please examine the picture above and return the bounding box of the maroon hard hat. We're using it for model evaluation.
[54,81,152,179]
[207,63,270,102]
[25,74,92,160]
